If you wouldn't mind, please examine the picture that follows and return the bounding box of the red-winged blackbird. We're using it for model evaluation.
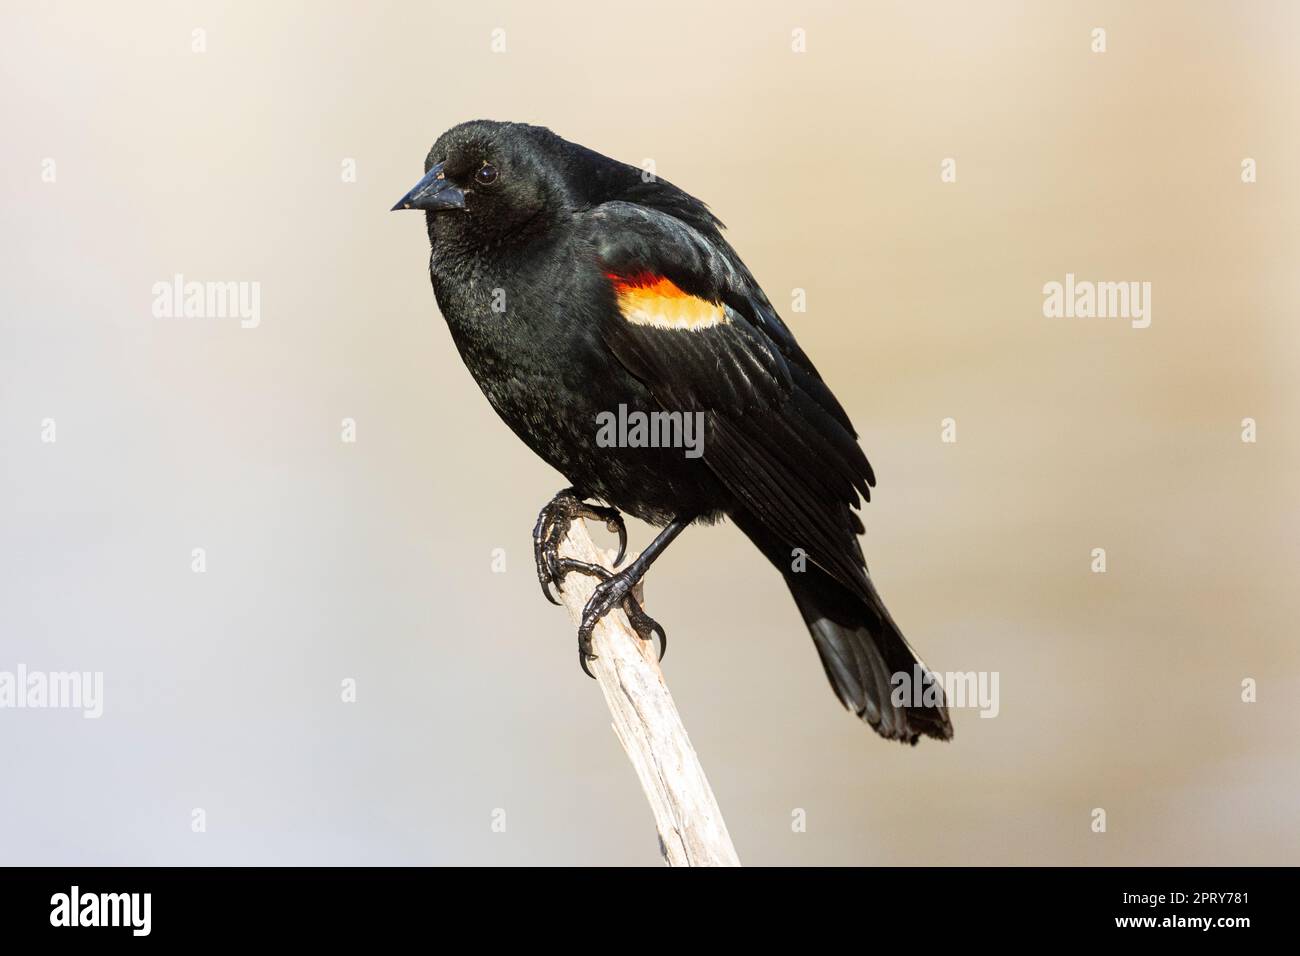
[394,120,951,744]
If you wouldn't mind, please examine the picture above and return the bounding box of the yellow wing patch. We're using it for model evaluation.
[607,273,729,331]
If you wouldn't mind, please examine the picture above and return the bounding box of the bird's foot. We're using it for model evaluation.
[552,558,666,679]
[532,488,626,605]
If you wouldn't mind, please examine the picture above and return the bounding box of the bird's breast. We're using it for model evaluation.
[429,262,726,522]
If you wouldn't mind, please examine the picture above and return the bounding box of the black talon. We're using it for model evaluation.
[551,557,662,676]
[604,515,628,567]
[532,489,629,606]
[531,492,692,678]
[624,597,667,661]
[553,557,615,678]
[532,506,562,605]
[574,570,666,667]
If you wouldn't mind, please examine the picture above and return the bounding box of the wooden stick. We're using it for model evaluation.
[554,516,741,867]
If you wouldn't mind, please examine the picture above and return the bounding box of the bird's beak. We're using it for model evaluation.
[391,161,466,212]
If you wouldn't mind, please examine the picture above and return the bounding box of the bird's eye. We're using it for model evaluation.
[475,163,498,186]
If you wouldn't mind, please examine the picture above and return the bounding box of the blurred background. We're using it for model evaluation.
[1,0,1296,865]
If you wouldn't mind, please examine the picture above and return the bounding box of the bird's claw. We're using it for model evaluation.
[554,560,666,679]
[532,488,627,606]
[532,490,660,679]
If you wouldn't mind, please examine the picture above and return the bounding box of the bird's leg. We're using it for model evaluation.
[532,487,627,605]
[570,514,693,675]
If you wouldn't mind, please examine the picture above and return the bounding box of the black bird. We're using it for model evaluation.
[393,120,951,744]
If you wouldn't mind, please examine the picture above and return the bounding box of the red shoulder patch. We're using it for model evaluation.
[605,272,728,331]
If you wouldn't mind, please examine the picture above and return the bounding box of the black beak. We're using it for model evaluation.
[391,161,466,212]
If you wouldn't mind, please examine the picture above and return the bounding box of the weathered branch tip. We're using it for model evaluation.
[554,516,740,867]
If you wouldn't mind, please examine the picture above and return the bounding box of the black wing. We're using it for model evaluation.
[582,200,877,601]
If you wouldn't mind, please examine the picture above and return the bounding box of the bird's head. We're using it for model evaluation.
[392,120,573,247]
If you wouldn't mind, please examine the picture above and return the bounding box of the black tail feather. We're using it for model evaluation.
[733,510,953,744]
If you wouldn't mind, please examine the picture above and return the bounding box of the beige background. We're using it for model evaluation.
[1,1,1296,865]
